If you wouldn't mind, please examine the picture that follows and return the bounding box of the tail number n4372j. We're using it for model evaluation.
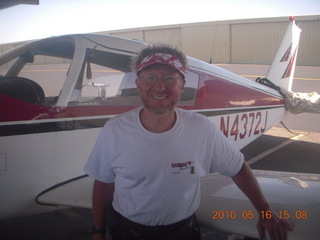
[220,111,268,141]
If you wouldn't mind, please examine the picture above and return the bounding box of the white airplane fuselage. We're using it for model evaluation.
[0,68,286,214]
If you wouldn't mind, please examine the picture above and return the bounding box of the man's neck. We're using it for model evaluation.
[139,108,177,133]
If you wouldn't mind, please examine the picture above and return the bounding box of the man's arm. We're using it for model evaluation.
[231,162,293,240]
[92,180,114,240]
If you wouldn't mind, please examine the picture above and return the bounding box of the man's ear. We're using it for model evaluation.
[180,78,186,91]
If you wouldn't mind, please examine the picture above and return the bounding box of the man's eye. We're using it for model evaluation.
[163,76,177,83]
[145,76,157,81]
[163,76,175,80]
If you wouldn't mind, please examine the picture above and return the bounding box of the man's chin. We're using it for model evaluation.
[146,106,172,116]
[144,101,178,115]
[141,97,179,116]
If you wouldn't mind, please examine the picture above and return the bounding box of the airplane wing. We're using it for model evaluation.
[36,171,320,240]
[36,175,93,208]
[197,170,320,240]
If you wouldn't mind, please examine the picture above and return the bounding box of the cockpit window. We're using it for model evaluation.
[180,71,199,105]
[67,47,142,106]
[0,37,74,106]
[72,64,142,106]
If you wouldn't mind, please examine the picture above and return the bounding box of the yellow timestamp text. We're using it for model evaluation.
[212,210,308,220]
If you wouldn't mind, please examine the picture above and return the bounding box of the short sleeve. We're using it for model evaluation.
[84,123,116,183]
[208,122,244,177]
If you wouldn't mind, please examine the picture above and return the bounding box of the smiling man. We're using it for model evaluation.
[84,45,292,240]
[134,50,186,132]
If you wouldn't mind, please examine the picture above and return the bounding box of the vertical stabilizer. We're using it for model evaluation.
[266,17,301,91]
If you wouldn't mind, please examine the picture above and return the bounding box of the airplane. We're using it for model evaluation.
[0,17,319,239]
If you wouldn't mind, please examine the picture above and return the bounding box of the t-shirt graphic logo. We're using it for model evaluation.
[190,166,195,174]
[171,161,195,174]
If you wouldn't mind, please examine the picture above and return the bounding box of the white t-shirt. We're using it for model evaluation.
[84,107,244,226]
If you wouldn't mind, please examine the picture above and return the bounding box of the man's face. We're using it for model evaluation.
[136,64,185,115]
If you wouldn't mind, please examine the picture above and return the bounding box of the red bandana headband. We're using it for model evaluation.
[136,53,185,77]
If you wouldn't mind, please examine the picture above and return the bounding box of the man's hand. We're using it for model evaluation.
[257,211,293,240]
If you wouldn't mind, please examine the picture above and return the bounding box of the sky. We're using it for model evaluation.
[0,0,319,44]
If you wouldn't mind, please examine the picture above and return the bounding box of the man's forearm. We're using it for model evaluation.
[231,162,271,213]
[92,180,115,229]
[232,162,293,240]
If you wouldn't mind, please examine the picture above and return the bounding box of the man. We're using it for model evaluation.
[84,45,293,240]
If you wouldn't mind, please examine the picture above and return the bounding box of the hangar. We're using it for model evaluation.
[1,14,319,67]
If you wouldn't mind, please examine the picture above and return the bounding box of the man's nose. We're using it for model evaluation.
[153,78,167,90]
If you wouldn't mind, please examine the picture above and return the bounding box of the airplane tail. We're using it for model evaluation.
[266,17,301,92]
[264,18,320,114]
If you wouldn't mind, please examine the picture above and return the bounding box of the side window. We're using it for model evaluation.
[115,72,142,106]
[18,55,70,105]
[0,38,75,106]
[73,65,142,106]
[179,71,199,105]
[79,64,125,102]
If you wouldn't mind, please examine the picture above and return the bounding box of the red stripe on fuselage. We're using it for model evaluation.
[198,74,284,110]
[0,75,283,123]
